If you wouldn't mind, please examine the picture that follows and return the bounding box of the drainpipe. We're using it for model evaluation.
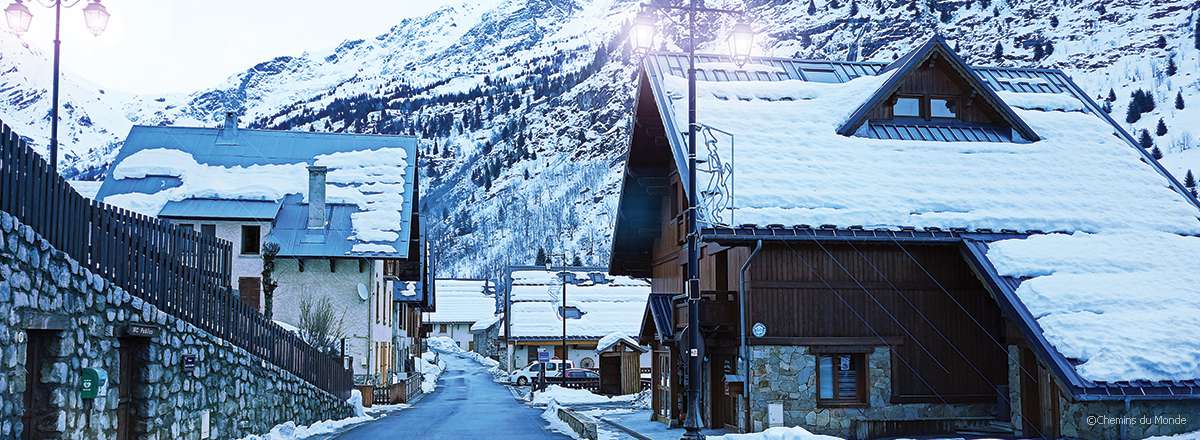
[738,240,763,432]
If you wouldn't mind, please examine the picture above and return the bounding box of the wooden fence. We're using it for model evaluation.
[0,119,353,399]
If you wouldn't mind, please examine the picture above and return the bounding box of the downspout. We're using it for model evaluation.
[738,240,763,432]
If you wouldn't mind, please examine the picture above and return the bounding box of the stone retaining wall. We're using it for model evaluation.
[0,212,351,439]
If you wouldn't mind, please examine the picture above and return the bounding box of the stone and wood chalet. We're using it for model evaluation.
[614,37,1200,439]
[97,114,427,386]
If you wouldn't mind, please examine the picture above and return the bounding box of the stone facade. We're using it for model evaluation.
[472,320,501,359]
[0,212,351,439]
[747,345,994,438]
[1057,398,1200,440]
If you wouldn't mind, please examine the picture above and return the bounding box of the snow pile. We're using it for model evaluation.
[595,331,642,353]
[427,336,463,354]
[104,146,409,255]
[237,390,409,440]
[659,70,1200,234]
[530,385,638,406]
[986,231,1200,382]
[417,351,446,393]
[347,389,366,418]
[707,426,843,440]
[539,400,581,439]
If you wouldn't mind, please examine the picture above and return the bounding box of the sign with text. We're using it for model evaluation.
[81,368,108,399]
[537,349,550,363]
[182,354,197,374]
[123,324,159,338]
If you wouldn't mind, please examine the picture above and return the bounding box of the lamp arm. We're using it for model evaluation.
[30,0,85,8]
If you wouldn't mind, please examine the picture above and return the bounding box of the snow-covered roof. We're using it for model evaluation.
[424,279,497,324]
[622,38,1200,394]
[595,332,647,354]
[506,267,650,340]
[97,125,418,258]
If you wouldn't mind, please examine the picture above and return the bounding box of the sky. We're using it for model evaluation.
[16,0,447,95]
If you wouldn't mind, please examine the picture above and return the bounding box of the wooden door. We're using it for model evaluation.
[710,353,736,429]
[1019,348,1042,437]
[117,338,146,440]
[22,331,51,440]
[656,350,672,421]
[238,277,261,311]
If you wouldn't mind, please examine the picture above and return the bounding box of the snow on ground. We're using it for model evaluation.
[709,427,844,440]
[529,385,638,406]
[418,351,447,393]
[660,67,1200,234]
[1146,431,1200,440]
[540,401,582,439]
[237,390,407,440]
[584,408,727,440]
[428,335,500,368]
[986,231,1200,382]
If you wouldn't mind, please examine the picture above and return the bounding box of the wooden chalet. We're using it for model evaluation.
[615,37,1200,439]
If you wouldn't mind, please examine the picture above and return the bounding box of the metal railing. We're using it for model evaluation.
[0,119,353,399]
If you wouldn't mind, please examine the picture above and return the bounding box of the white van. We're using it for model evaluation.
[509,359,575,385]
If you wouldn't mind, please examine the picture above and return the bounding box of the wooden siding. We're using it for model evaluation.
[867,52,1006,126]
[746,242,1006,402]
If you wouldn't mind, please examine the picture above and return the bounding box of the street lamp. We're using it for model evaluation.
[632,3,754,439]
[4,0,111,172]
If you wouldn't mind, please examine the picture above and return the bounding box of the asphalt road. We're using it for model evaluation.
[331,354,569,440]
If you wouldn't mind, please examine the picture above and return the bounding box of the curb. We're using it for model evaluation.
[596,416,654,440]
[556,407,600,440]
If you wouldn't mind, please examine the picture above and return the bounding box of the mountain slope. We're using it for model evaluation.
[2,0,1198,278]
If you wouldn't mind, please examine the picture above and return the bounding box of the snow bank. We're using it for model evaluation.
[1146,431,1200,440]
[427,336,463,354]
[417,351,446,393]
[238,390,402,440]
[347,389,366,418]
[986,231,1200,382]
[105,147,409,255]
[707,426,843,440]
[539,400,581,439]
[530,385,638,406]
[659,69,1200,235]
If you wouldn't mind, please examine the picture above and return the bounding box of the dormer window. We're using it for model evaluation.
[892,97,922,118]
[930,97,957,118]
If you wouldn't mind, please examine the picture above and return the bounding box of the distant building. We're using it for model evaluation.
[425,279,497,352]
[97,113,425,384]
[501,266,650,371]
[614,37,1200,438]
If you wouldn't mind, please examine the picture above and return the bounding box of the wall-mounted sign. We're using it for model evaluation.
[81,368,108,399]
[751,322,767,338]
[182,354,197,374]
[123,324,159,338]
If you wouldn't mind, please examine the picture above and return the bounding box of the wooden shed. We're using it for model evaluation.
[595,334,647,396]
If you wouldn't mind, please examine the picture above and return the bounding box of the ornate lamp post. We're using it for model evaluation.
[4,0,111,172]
[632,3,754,439]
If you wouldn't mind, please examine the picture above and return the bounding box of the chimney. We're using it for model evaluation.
[217,111,239,145]
[307,166,327,229]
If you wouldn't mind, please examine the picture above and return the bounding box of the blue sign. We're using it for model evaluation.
[537,349,550,363]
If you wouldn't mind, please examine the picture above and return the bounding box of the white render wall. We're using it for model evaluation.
[169,219,271,310]
[428,323,473,351]
[272,258,378,376]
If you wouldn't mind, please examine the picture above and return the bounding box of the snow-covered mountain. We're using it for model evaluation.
[2,0,1199,277]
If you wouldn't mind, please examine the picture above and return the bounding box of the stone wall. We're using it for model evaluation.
[1057,398,1200,440]
[0,212,351,439]
[747,345,994,438]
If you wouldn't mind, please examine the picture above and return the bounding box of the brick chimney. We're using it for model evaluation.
[307,166,327,229]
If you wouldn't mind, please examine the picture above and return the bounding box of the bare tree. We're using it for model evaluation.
[299,294,347,354]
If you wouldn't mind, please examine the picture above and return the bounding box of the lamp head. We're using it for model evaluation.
[4,0,31,35]
[728,19,755,67]
[82,0,109,36]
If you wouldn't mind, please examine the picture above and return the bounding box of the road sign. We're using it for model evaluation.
[537,349,550,363]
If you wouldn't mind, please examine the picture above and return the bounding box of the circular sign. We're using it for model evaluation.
[751,322,767,338]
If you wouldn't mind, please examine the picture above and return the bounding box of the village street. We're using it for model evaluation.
[328,354,569,440]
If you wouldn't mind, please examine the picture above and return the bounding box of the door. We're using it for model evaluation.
[117,338,147,440]
[1019,348,1041,436]
[656,350,672,421]
[238,277,261,311]
[22,331,52,440]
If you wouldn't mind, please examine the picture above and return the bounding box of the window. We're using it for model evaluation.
[240,225,261,254]
[200,224,216,237]
[817,353,867,406]
[930,97,957,118]
[559,306,583,319]
[439,324,447,333]
[892,97,921,117]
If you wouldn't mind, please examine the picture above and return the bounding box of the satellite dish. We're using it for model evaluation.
[357,283,369,301]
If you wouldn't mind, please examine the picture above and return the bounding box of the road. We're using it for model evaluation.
[331,353,569,440]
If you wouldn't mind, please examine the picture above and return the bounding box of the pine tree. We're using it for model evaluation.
[1156,118,1168,136]
[849,0,859,16]
[808,0,817,14]
[940,8,951,22]
[1167,56,1177,76]
[1184,170,1196,189]
[1177,91,1186,110]
[1195,19,1200,50]
[571,255,583,266]
[1043,41,1054,57]
[535,247,548,266]
[523,169,530,180]
[993,42,1004,61]
[1152,146,1163,160]
[1049,16,1058,27]
[874,0,884,12]
[1033,44,1044,60]
[907,0,918,11]
[1107,89,1117,102]
[1139,129,1154,149]
[829,0,840,8]
[1102,101,1113,114]
[1155,36,1167,49]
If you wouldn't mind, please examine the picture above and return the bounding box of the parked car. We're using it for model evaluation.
[509,359,575,385]
[565,369,599,379]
